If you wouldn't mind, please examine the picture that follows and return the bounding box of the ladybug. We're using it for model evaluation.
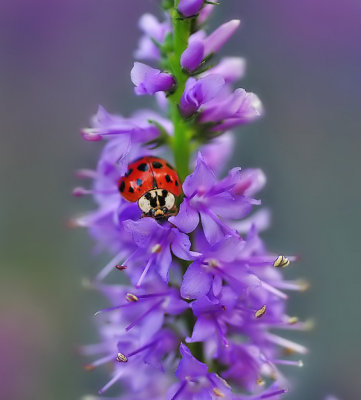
[118,156,182,220]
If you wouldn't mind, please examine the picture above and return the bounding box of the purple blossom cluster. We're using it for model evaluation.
[75,2,307,399]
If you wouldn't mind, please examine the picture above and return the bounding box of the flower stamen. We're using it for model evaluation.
[255,305,267,318]
[273,255,290,268]
[116,353,128,363]
[126,293,139,302]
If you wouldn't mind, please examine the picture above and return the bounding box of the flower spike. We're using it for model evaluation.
[74,1,307,399]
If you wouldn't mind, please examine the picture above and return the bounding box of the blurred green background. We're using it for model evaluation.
[1,0,360,399]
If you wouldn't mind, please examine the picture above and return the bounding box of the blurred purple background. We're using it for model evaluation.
[1,0,360,399]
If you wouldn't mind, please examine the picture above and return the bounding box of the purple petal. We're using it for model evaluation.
[198,4,214,25]
[139,308,164,342]
[191,295,223,315]
[199,210,224,244]
[131,62,175,95]
[180,74,225,117]
[182,153,217,197]
[231,208,271,234]
[180,262,212,299]
[204,20,241,57]
[138,13,168,40]
[176,343,209,380]
[210,193,256,220]
[201,88,250,123]
[187,316,215,343]
[116,202,142,222]
[212,275,223,297]
[135,14,171,61]
[181,40,204,72]
[134,35,160,61]
[199,132,235,176]
[156,244,172,282]
[213,91,263,130]
[178,0,203,18]
[169,199,199,233]
[210,235,243,263]
[123,218,160,247]
[171,229,194,260]
[230,168,267,197]
[202,57,246,83]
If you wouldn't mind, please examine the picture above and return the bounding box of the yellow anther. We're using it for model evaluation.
[257,378,266,386]
[303,319,316,331]
[116,353,128,363]
[213,388,225,398]
[126,293,139,302]
[255,305,267,318]
[296,279,310,291]
[204,258,219,268]
[283,348,296,356]
[288,316,299,325]
[151,244,162,253]
[273,255,290,268]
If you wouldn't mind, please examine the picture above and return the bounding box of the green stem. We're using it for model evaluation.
[168,8,192,182]
[167,6,204,361]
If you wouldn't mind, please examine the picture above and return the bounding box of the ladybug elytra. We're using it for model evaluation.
[118,156,182,220]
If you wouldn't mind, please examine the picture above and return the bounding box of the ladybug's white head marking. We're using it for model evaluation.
[138,189,176,220]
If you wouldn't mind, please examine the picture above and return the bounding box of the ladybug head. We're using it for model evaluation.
[138,189,177,220]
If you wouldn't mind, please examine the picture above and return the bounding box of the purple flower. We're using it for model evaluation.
[203,20,240,57]
[169,153,261,244]
[178,0,203,18]
[181,40,204,72]
[169,343,233,400]
[197,4,214,26]
[180,235,243,299]
[135,13,171,61]
[202,57,246,83]
[122,218,196,286]
[186,20,240,61]
[180,75,225,117]
[200,88,263,130]
[131,62,175,95]
[81,105,162,142]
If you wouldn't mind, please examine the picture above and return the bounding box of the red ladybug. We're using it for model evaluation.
[118,156,182,220]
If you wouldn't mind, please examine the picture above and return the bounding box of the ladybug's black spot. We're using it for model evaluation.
[152,161,163,169]
[119,181,125,192]
[137,178,143,187]
[175,180,179,187]
[137,163,149,172]
[125,168,133,177]
[165,174,171,183]
[166,163,174,170]
[145,192,152,200]
[128,187,135,194]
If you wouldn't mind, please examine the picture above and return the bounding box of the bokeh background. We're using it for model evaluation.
[1,0,360,399]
